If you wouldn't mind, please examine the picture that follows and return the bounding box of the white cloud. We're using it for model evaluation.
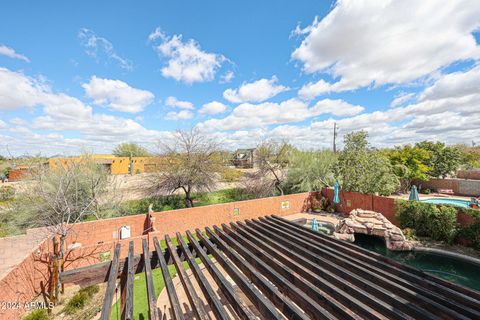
[0,67,168,154]
[419,64,480,101]
[165,96,194,109]
[165,110,194,120]
[198,98,363,131]
[82,76,154,113]
[293,0,480,98]
[298,79,360,100]
[0,67,93,119]
[199,101,228,115]
[147,27,166,42]
[390,92,416,108]
[311,99,364,117]
[0,67,45,110]
[220,71,234,83]
[223,76,289,103]
[0,45,30,62]
[150,28,227,84]
[78,28,133,70]
[0,119,8,129]
[9,117,26,126]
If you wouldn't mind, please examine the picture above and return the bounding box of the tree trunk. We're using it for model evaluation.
[275,181,284,196]
[185,189,193,208]
[57,234,66,301]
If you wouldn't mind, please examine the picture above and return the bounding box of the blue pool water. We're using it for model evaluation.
[354,234,480,291]
[420,198,471,208]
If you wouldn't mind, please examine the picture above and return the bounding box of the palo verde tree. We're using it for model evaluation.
[148,129,223,208]
[112,142,151,157]
[11,155,118,299]
[335,131,399,196]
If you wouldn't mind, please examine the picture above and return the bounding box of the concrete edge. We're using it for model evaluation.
[413,247,480,266]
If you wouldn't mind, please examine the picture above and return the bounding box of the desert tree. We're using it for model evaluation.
[10,155,120,298]
[148,129,223,207]
[247,141,293,196]
[112,142,151,157]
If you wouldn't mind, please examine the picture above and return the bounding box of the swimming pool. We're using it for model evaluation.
[420,198,471,208]
[354,234,480,291]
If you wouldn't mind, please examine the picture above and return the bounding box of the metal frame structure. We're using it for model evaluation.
[60,215,480,320]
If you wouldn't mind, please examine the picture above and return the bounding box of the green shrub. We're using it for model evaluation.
[0,185,15,201]
[459,220,480,250]
[22,309,49,320]
[79,284,99,297]
[396,200,457,242]
[221,168,243,182]
[120,195,185,215]
[62,285,99,315]
[419,188,431,194]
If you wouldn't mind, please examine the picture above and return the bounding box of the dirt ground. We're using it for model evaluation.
[4,169,259,202]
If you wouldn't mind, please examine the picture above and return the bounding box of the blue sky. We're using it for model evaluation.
[1,0,479,156]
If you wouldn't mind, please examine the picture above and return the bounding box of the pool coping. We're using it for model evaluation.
[413,247,480,266]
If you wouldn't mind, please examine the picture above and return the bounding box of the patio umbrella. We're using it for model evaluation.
[409,185,419,201]
[311,218,319,232]
[333,181,340,204]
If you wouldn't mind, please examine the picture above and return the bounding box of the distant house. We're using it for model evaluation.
[48,155,166,175]
[232,148,256,168]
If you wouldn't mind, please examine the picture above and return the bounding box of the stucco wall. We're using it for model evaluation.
[457,170,480,180]
[417,178,480,196]
[0,240,51,320]
[48,156,165,175]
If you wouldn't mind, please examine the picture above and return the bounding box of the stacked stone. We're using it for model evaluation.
[333,209,415,251]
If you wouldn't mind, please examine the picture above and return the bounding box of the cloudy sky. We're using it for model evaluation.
[1,0,479,156]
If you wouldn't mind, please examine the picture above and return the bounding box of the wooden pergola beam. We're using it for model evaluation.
[233,220,411,320]
[153,237,184,320]
[236,220,420,319]
[260,217,474,320]
[218,224,343,320]
[59,242,204,288]
[61,215,480,320]
[100,243,121,320]
[206,226,309,320]
[195,229,285,320]
[165,234,209,320]
[142,238,160,320]
[186,230,257,320]
[121,241,135,320]
[176,232,230,320]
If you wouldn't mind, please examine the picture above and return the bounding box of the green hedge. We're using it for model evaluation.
[459,220,480,250]
[395,200,458,242]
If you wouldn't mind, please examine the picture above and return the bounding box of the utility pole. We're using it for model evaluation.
[333,122,338,153]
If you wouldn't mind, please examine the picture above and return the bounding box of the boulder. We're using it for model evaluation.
[335,209,414,251]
